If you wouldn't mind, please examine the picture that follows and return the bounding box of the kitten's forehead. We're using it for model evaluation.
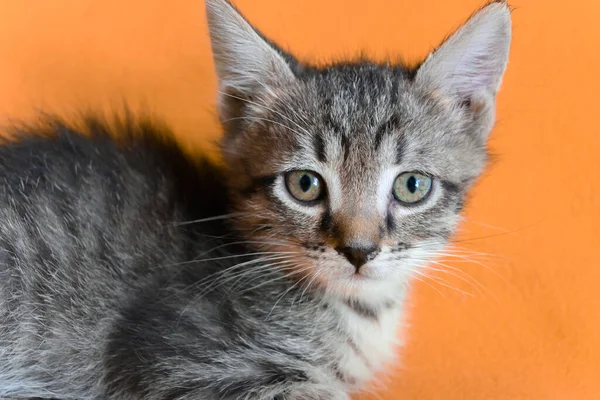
[300,64,410,128]
[271,64,474,179]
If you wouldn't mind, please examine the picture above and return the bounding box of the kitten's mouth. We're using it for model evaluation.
[324,265,390,297]
[350,271,371,281]
[344,263,380,281]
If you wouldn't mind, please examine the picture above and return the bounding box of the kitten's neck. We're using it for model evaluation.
[324,288,407,389]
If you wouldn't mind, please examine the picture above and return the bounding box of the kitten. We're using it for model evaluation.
[0,0,511,399]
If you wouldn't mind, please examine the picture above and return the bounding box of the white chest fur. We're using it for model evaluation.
[333,300,404,386]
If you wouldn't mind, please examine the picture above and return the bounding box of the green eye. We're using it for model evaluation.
[285,170,324,202]
[393,172,433,204]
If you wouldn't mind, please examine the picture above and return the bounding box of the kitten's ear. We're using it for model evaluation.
[205,0,296,120]
[416,2,512,123]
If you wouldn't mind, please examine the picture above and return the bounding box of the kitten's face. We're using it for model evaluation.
[206,0,511,301]
[223,67,485,298]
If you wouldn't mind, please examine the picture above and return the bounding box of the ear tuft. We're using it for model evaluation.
[205,0,295,98]
[416,2,512,106]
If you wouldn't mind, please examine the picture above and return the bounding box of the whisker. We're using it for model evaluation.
[165,212,250,227]
[167,254,298,300]
[409,274,446,298]
[232,263,311,297]
[194,239,298,258]
[177,259,300,325]
[452,218,545,243]
[410,268,475,297]
[297,269,321,304]
[428,252,508,284]
[167,251,297,268]
[226,260,300,295]
[263,263,322,318]
[193,255,298,293]
[426,263,488,298]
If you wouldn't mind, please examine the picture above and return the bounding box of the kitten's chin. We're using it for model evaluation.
[323,266,403,300]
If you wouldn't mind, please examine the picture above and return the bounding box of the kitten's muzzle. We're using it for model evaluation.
[335,245,380,271]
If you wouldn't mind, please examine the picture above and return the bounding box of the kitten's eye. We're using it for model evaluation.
[285,170,324,203]
[393,172,432,204]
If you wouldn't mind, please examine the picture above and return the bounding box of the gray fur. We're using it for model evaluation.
[0,0,511,399]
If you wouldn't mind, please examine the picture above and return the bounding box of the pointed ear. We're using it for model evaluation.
[416,2,512,115]
[205,0,296,121]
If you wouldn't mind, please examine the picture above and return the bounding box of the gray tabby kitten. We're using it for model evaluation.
[0,0,511,399]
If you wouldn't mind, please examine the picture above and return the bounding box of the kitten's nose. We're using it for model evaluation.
[336,245,380,271]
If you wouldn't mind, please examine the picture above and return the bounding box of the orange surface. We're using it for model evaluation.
[0,0,599,399]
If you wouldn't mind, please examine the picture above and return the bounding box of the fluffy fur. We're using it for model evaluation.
[0,0,511,399]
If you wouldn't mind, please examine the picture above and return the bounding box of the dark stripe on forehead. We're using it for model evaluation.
[375,113,401,150]
[374,76,400,149]
[374,122,387,150]
[313,134,327,163]
[340,134,350,162]
[395,133,407,164]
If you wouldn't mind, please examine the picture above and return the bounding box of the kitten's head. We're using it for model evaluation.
[205,0,511,302]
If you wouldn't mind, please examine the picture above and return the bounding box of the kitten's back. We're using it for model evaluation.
[0,116,225,397]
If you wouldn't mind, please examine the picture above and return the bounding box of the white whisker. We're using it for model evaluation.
[166,212,250,227]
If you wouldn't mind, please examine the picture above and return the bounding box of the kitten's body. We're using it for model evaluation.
[0,119,402,399]
[0,0,512,398]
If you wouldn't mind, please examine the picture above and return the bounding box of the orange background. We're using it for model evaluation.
[0,0,599,399]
